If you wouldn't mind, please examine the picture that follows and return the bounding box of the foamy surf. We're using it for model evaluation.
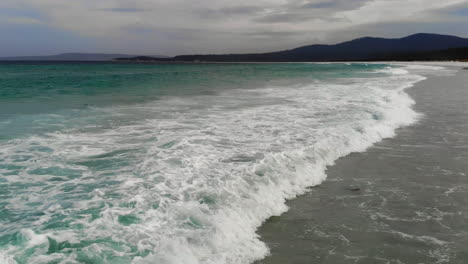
[0,64,446,264]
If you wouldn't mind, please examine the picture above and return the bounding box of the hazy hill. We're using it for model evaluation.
[0,53,168,61]
[126,33,468,62]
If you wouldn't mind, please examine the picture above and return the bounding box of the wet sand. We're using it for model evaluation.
[257,67,468,263]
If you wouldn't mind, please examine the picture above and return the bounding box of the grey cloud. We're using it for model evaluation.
[242,30,306,37]
[122,26,157,34]
[300,0,370,10]
[198,6,265,19]
[302,2,336,9]
[218,6,265,15]
[253,0,370,24]
[98,8,146,13]
[253,12,312,23]
[253,11,348,24]
[5,0,468,56]
[437,2,468,16]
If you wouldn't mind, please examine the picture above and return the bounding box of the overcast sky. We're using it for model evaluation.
[1,0,468,56]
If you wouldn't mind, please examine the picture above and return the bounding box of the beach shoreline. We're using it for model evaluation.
[256,65,468,264]
[1,61,466,264]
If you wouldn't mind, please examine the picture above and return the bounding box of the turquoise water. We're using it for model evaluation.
[0,63,383,140]
[0,62,423,264]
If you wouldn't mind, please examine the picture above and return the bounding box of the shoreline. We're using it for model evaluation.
[256,66,468,263]
[0,60,466,66]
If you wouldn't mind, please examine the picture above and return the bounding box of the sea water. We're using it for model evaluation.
[0,62,433,263]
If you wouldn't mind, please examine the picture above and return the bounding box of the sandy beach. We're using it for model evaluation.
[257,66,468,264]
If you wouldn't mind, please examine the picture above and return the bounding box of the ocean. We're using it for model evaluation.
[0,62,446,263]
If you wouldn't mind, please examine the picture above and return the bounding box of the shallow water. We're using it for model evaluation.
[258,66,467,264]
[0,62,439,263]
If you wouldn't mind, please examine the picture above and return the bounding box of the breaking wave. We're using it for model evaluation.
[0,64,440,264]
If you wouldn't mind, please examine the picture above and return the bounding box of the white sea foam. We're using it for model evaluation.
[0,64,440,263]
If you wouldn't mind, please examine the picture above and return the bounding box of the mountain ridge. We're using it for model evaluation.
[116,33,468,62]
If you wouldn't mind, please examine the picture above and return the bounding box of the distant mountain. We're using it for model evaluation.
[0,53,168,61]
[121,33,468,62]
[116,56,166,62]
[376,46,468,61]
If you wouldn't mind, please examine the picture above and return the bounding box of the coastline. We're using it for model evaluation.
[1,61,466,263]
[1,60,466,66]
[256,65,468,263]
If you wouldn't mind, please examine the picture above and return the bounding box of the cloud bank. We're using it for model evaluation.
[1,0,467,55]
